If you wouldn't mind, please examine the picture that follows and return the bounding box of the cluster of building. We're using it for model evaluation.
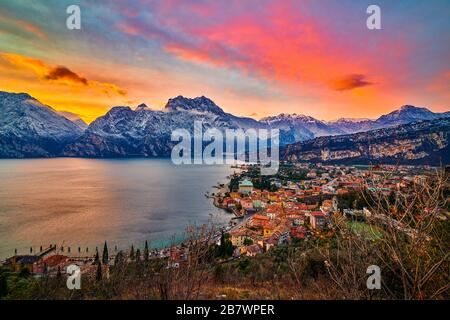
[2,247,96,277]
[1,163,438,273]
[216,163,436,257]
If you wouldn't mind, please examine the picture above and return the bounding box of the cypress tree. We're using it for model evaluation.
[102,241,109,265]
[114,251,124,266]
[56,266,62,282]
[94,248,100,265]
[144,241,149,263]
[135,249,141,262]
[226,240,234,257]
[96,262,102,281]
[129,244,135,260]
[219,231,226,256]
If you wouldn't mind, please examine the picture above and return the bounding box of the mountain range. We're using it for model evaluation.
[0,90,448,164]
[281,118,450,165]
[0,92,84,157]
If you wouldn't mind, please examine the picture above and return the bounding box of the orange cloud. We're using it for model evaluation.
[0,13,47,39]
[44,66,88,85]
[330,74,374,91]
[14,19,47,39]
[1,52,126,96]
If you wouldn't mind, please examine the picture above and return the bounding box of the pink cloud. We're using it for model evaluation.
[114,0,386,93]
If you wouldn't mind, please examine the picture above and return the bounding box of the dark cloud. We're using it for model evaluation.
[331,74,373,91]
[45,66,88,85]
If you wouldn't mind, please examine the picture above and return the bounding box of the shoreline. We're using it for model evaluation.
[0,165,238,262]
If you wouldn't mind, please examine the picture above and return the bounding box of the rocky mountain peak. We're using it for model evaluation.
[377,105,437,124]
[135,103,150,112]
[106,106,134,117]
[400,105,419,111]
[260,113,315,123]
[164,95,224,114]
[0,91,33,102]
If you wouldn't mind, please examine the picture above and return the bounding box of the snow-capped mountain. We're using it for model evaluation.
[57,110,88,130]
[327,118,378,134]
[377,105,445,124]
[165,95,225,115]
[260,113,344,144]
[61,100,450,157]
[1,90,448,159]
[63,96,264,157]
[164,95,263,130]
[0,91,84,157]
[328,105,450,134]
[282,118,450,165]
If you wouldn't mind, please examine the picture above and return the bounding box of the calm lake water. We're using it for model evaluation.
[0,158,234,260]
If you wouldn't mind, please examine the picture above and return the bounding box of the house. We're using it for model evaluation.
[285,182,298,190]
[262,225,274,237]
[6,255,41,273]
[251,214,270,228]
[290,226,307,239]
[235,246,248,256]
[245,244,262,257]
[310,211,327,229]
[252,199,263,210]
[278,231,290,245]
[240,198,254,212]
[229,192,241,200]
[229,230,253,247]
[266,203,282,217]
[170,247,181,262]
[33,254,70,274]
[343,209,366,222]
[267,212,276,220]
[223,198,236,209]
[264,238,278,251]
[268,193,279,202]
[238,179,253,194]
[307,170,317,178]
[296,203,310,211]
[290,215,305,226]
[413,175,427,186]
[272,224,291,245]
[321,198,338,213]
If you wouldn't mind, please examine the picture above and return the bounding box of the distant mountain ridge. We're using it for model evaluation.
[0,92,84,157]
[326,104,450,134]
[281,118,450,165]
[63,96,264,157]
[260,113,345,143]
[0,90,448,160]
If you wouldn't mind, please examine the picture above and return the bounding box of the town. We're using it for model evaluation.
[0,162,447,299]
[207,163,444,258]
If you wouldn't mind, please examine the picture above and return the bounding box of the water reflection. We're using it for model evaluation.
[0,158,233,259]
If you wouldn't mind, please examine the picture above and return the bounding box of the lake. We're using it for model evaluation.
[0,158,234,260]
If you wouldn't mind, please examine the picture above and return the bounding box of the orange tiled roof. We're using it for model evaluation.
[253,214,270,221]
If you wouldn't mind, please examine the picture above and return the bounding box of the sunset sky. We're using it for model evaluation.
[0,0,449,123]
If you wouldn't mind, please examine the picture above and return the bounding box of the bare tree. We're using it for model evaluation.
[322,167,449,299]
[361,167,449,299]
